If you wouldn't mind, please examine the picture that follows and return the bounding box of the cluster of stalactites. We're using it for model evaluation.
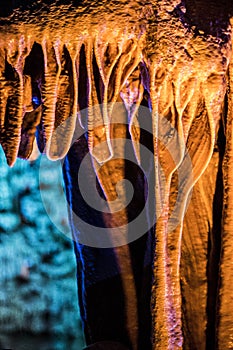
[0,12,232,350]
[0,29,146,166]
[0,14,231,168]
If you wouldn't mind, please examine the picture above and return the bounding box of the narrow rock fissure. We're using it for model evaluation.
[206,119,225,350]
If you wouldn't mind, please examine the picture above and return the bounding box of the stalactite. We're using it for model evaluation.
[147,16,230,346]
[108,37,144,109]
[0,36,32,166]
[92,115,139,350]
[48,40,83,160]
[0,47,7,132]
[85,36,113,164]
[41,38,62,153]
[120,66,144,164]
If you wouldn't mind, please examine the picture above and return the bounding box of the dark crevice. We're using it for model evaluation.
[206,117,226,350]
[5,58,18,81]
[0,0,14,17]
[24,42,44,109]
[78,44,88,129]
[92,50,104,105]
[183,0,231,42]
[24,42,45,153]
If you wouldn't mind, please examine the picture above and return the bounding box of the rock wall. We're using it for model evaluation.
[0,147,85,350]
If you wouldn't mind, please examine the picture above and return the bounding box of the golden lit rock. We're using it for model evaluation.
[0,1,233,349]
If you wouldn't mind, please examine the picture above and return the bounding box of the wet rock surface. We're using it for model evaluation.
[0,147,85,350]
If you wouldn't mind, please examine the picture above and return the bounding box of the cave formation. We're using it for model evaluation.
[0,1,233,349]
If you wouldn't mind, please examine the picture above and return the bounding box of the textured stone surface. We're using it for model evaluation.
[0,147,85,350]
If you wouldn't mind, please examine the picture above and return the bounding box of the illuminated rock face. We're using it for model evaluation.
[0,1,233,349]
